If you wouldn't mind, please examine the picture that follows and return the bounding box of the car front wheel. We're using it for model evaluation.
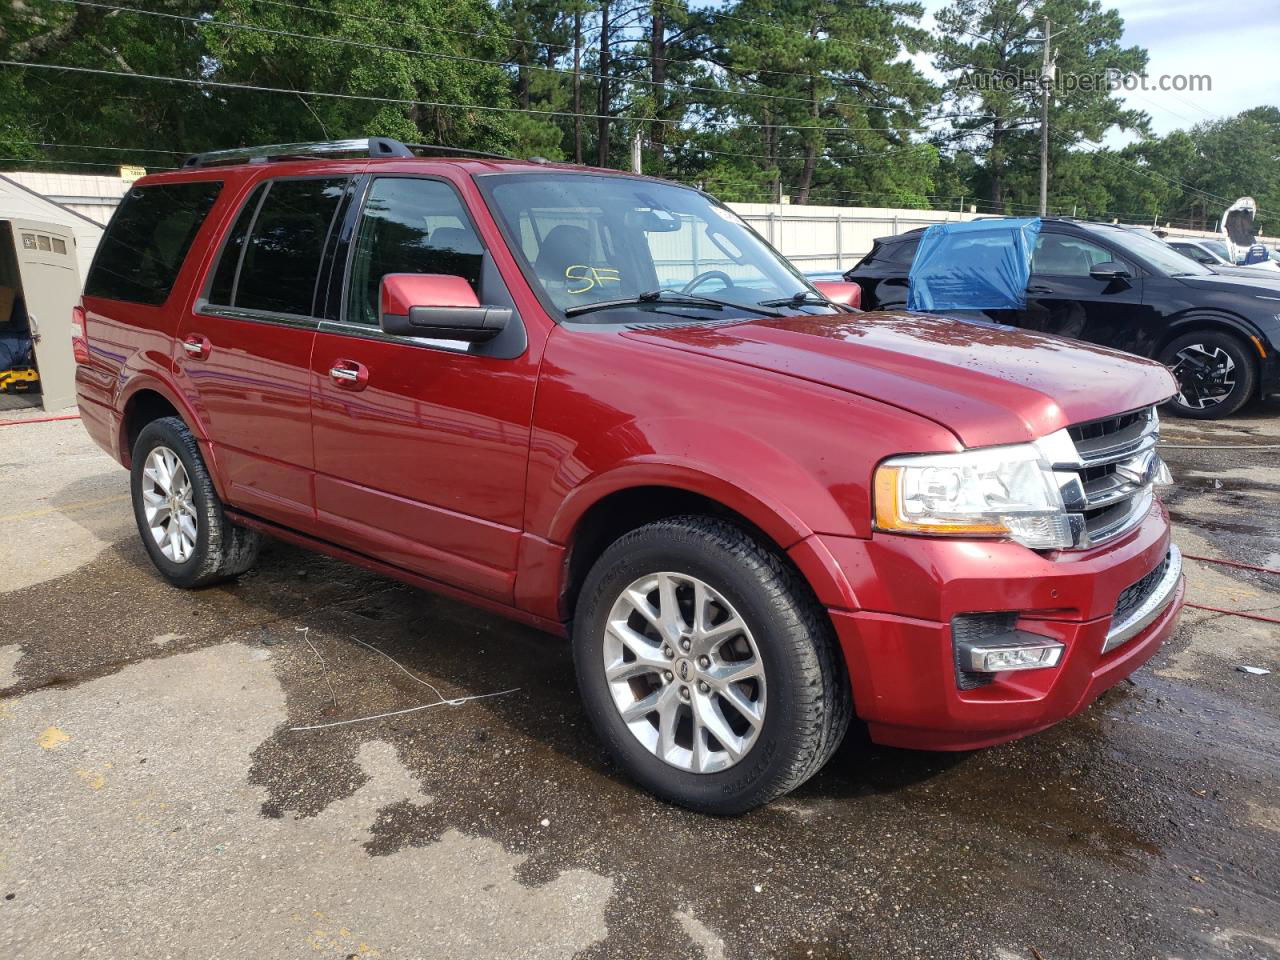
[572,516,851,815]
[1158,331,1257,419]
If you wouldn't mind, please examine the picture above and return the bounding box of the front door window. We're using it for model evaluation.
[346,178,485,327]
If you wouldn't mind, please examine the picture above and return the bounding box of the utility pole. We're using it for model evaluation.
[631,131,643,174]
[1039,16,1054,216]
[572,5,583,164]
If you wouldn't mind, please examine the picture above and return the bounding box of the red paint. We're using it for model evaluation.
[77,154,1185,753]
[811,280,862,308]
[0,413,80,426]
[381,273,480,315]
[71,305,91,365]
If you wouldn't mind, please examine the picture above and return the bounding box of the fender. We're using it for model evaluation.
[547,457,816,552]
[116,371,230,503]
[538,459,867,622]
[543,408,871,544]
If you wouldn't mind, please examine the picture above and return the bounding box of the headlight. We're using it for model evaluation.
[874,444,1072,549]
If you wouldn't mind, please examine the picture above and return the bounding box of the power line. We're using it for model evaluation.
[4,139,184,155]
[0,156,178,169]
[44,0,962,119]
[0,59,976,136]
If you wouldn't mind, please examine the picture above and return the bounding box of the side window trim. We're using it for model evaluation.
[197,174,352,324]
[228,182,270,307]
[317,175,367,322]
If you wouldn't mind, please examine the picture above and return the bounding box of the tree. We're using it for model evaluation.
[933,0,1148,212]
[0,0,521,168]
[695,0,937,204]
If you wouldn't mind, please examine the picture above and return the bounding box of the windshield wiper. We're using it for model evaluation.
[757,291,830,307]
[564,289,785,318]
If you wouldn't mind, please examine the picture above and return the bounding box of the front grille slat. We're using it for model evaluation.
[1060,406,1160,548]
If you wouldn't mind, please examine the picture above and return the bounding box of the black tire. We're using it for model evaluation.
[130,416,260,588]
[1158,330,1257,419]
[572,516,851,815]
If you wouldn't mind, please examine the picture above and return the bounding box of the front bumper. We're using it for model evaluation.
[800,502,1185,750]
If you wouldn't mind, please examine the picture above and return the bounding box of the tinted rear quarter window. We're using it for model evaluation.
[887,239,919,264]
[85,181,222,305]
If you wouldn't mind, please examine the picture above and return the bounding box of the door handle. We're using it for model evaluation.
[329,359,369,391]
[1027,285,1056,296]
[182,335,211,360]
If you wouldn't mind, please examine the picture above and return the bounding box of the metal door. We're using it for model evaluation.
[7,218,80,411]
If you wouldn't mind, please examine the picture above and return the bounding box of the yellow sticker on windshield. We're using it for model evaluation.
[566,265,621,294]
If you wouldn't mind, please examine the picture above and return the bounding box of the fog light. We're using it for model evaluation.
[957,637,1065,673]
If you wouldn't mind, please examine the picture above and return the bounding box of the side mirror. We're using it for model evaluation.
[1089,261,1132,282]
[812,280,862,310]
[380,273,511,342]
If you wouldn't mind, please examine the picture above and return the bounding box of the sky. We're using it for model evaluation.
[911,0,1280,145]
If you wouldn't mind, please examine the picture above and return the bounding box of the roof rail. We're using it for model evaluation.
[182,137,414,168]
[402,142,515,161]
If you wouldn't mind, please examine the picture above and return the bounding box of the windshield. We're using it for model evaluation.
[1203,240,1232,261]
[480,173,817,320]
[1102,227,1214,276]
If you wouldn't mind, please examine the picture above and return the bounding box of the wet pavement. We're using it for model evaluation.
[1,403,1277,960]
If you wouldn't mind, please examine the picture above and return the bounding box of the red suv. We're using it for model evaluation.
[75,138,1185,814]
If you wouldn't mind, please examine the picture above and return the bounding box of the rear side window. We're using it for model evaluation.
[886,239,919,264]
[207,177,348,316]
[85,181,222,305]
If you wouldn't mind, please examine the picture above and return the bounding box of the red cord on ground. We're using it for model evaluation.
[1185,603,1280,626]
[1181,553,1280,577]
[0,413,81,426]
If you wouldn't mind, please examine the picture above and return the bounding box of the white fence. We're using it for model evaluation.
[726,201,1280,275]
[4,172,1276,281]
[726,202,981,274]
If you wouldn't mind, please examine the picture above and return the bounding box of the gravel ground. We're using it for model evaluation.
[1,402,1277,960]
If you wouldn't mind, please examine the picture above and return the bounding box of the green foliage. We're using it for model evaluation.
[934,0,1147,212]
[0,0,1270,229]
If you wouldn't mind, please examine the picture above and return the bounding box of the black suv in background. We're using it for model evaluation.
[844,218,1280,418]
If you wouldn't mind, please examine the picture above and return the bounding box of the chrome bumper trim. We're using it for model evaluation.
[1103,544,1183,653]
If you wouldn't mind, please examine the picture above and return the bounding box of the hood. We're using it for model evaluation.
[620,311,1177,448]
[1179,271,1280,295]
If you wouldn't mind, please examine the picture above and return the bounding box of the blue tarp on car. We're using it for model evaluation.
[907,217,1041,312]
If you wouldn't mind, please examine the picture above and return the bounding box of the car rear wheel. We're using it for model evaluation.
[572,516,851,815]
[130,416,261,588]
[1158,331,1257,419]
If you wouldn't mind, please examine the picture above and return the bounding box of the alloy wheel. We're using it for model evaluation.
[141,446,198,563]
[603,572,766,774]
[1170,344,1236,410]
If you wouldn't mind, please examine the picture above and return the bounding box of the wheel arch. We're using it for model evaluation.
[1156,310,1266,362]
[549,466,854,636]
[116,377,226,498]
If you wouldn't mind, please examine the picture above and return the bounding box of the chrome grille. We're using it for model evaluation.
[1040,405,1164,549]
